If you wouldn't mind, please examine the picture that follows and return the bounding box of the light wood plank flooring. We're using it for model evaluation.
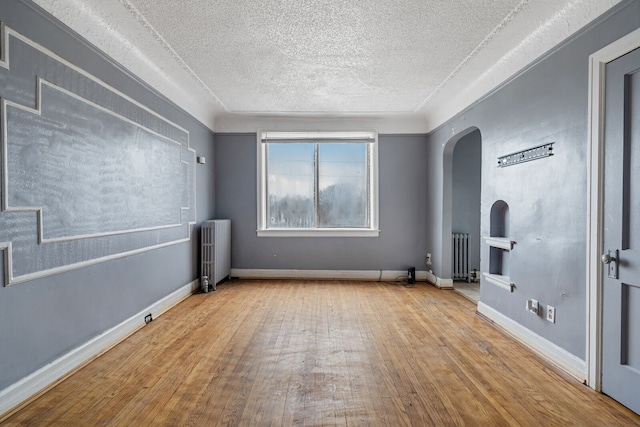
[3,280,640,426]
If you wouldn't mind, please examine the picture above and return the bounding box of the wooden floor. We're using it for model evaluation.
[4,280,640,426]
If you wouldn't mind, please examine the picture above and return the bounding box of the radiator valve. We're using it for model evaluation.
[202,276,209,293]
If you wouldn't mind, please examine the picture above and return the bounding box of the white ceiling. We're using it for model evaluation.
[34,0,621,132]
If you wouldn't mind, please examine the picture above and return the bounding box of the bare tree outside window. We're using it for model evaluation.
[318,143,367,227]
[266,142,369,229]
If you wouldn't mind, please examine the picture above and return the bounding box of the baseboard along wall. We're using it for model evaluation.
[0,279,200,420]
[477,302,587,383]
[230,268,440,283]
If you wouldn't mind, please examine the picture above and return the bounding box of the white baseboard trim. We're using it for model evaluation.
[0,279,199,420]
[231,268,430,282]
[424,271,454,289]
[478,302,587,383]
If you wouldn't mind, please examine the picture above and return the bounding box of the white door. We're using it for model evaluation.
[601,46,640,414]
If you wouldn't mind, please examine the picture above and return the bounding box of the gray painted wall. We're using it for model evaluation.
[452,130,481,274]
[0,0,215,391]
[215,133,429,272]
[4,0,638,400]
[425,0,640,359]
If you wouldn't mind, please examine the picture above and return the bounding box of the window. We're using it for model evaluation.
[257,131,379,237]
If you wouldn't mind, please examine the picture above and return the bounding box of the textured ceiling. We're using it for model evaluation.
[125,0,522,114]
[34,0,621,131]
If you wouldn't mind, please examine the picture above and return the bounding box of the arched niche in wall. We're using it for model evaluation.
[483,200,515,292]
[490,200,509,238]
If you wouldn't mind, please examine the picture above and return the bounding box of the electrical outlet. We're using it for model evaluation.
[426,253,432,265]
[546,305,556,323]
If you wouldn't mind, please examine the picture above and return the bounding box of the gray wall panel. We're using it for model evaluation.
[0,0,214,390]
[215,133,429,272]
[425,0,640,359]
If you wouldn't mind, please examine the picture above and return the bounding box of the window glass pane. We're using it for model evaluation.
[318,143,368,228]
[267,143,315,228]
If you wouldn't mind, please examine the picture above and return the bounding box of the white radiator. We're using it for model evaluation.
[201,219,231,292]
[452,233,469,281]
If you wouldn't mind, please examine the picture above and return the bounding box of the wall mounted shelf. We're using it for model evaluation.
[483,273,514,292]
[483,236,515,250]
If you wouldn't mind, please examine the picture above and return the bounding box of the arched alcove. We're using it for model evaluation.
[441,127,481,282]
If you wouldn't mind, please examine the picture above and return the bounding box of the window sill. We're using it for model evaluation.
[257,228,380,238]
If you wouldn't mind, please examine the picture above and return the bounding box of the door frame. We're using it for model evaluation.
[587,27,640,391]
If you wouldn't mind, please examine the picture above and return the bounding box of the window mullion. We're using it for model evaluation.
[314,143,319,228]
[265,143,270,229]
[368,144,372,227]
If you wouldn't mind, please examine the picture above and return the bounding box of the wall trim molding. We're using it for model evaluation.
[478,302,587,383]
[231,268,434,283]
[29,0,223,132]
[0,23,196,287]
[0,278,199,420]
[421,1,626,133]
[230,268,455,290]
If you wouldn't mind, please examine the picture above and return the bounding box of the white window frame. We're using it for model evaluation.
[257,131,379,237]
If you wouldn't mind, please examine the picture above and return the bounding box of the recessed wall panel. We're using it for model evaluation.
[0,25,196,285]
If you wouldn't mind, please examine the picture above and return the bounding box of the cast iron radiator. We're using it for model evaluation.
[452,233,469,281]
[201,219,231,291]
